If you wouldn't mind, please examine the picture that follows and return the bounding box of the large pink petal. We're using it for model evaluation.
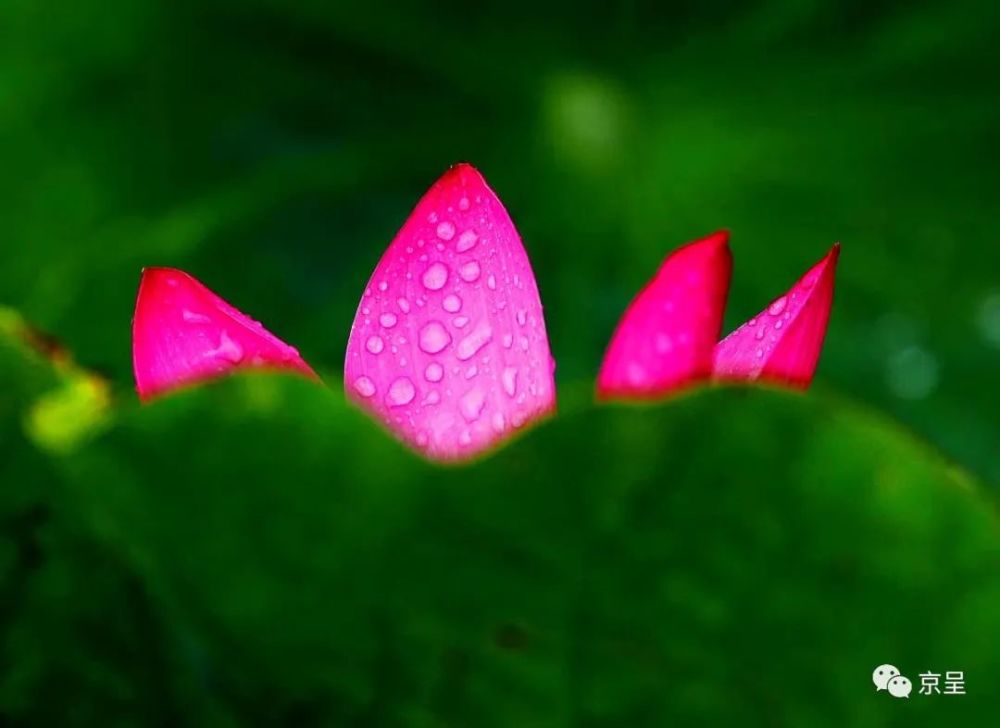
[596,231,732,400]
[713,243,840,388]
[344,163,556,461]
[132,268,318,401]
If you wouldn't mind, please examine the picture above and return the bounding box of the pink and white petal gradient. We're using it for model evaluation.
[713,243,840,388]
[132,267,318,401]
[344,163,556,461]
[597,231,732,399]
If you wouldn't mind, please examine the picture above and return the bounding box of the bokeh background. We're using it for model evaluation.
[1,0,998,725]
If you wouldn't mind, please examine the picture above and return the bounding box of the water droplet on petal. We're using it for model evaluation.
[458,196,470,211]
[418,321,452,354]
[459,388,486,421]
[182,309,210,324]
[492,412,505,432]
[502,333,513,348]
[465,365,478,379]
[353,376,376,398]
[366,335,385,354]
[502,366,518,397]
[424,362,444,382]
[397,297,411,313]
[379,312,398,328]
[378,280,389,292]
[453,316,469,328]
[516,309,527,326]
[436,221,456,240]
[456,229,478,252]
[386,377,416,407]
[422,390,440,406]
[442,294,462,313]
[456,320,493,360]
[213,331,244,363]
[768,296,787,316]
[487,274,497,290]
[459,261,481,282]
[422,262,449,291]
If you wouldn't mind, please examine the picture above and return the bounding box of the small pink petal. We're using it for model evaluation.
[132,268,318,401]
[344,163,556,461]
[713,243,840,388]
[596,231,732,400]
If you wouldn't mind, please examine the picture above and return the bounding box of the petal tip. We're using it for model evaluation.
[132,268,317,401]
[596,230,734,401]
[713,243,840,388]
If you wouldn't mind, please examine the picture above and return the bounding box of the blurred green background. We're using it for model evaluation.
[1,0,998,725]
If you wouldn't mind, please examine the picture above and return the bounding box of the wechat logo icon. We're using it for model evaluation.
[873,664,912,698]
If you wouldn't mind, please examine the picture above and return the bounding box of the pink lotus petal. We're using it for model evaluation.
[132,268,318,401]
[596,231,732,400]
[713,243,840,388]
[344,163,556,461]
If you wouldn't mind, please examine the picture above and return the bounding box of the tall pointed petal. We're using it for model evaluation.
[344,163,556,462]
[713,243,840,388]
[132,268,318,401]
[596,231,732,400]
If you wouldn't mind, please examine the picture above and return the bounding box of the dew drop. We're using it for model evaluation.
[214,331,244,363]
[436,221,456,241]
[654,333,673,354]
[397,297,411,313]
[458,196,470,211]
[459,430,472,446]
[502,366,518,397]
[442,294,462,313]
[379,312,398,328]
[453,315,470,328]
[774,319,783,330]
[421,390,440,406]
[491,412,505,433]
[378,280,389,292]
[424,362,444,382]
[353,376,376,398]
[418,321,451,354]
[768,296,787,316]
[502,333,513,348]
[465,365,478,379]
[456,230,478,252]
[386,377,416,407]
[366,335,384,354]
[422,262,449,291]
[516,309,527,326]
[182,309,210,324]
[459,388,486,422]
[459,261,481,282]
[456,321,493,360]
[487,274,497,290]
